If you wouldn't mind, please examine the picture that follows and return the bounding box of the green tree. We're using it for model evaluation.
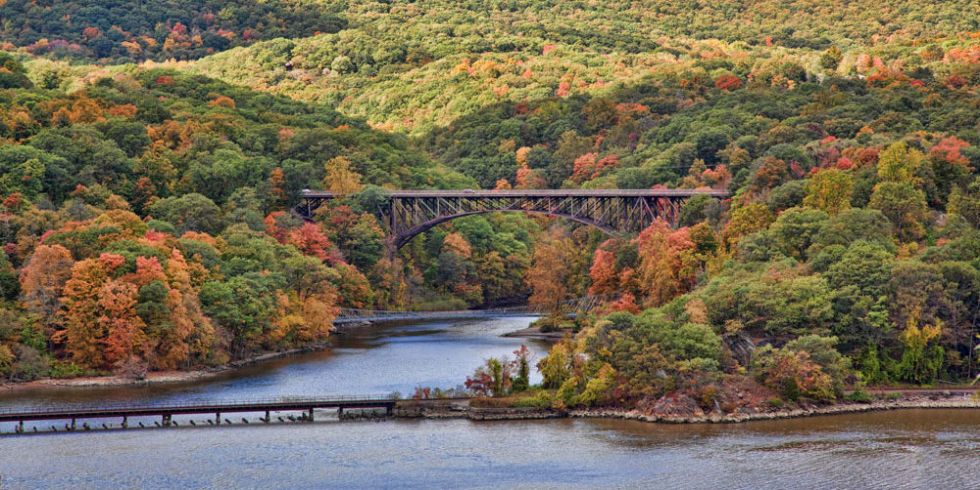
[148,193,225,235]
[768,207,829,259]
[868,182,928,242]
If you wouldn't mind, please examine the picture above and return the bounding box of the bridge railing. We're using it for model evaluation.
[335,297,599,323]
[0,394,400,416]
[337,306,531,317]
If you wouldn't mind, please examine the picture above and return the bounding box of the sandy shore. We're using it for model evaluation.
[0,343,330,392]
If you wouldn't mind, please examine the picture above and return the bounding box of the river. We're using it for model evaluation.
[0,316,550,409]
[1,316,978,489]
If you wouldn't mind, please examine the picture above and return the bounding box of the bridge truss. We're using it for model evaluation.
[298,189,728,251]
[333,296,600,325]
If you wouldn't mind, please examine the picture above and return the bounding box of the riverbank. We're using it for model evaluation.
[0,342,331,392]
[1,316,553,395]
[502,325,569,340]
[396,391,980,424]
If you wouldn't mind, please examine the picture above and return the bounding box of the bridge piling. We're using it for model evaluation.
[0,394,410,435]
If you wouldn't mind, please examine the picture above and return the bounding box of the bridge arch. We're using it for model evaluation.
[297,189,729,257]
[392,209,617,249]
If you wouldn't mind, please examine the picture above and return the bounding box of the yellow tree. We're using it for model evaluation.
[166,249,215,365]
[804,168,853,215]
[721,203,773,250]
[897,308,944,384]
[877,141,923,184]
[323,156,363,196]
[527,230,581,316]
[60,258,111,368]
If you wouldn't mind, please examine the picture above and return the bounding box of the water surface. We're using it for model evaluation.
[0,316,548,409]
[1,410,978,489]
[0,316,978,489]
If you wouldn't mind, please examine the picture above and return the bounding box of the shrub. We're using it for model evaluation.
[845,389,873,403]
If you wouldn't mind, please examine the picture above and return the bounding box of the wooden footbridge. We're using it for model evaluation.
[0,395,405,434]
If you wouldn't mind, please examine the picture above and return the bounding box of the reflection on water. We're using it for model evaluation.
[0,317,978,489]
[0,316,549,409]
[0,410,978,489]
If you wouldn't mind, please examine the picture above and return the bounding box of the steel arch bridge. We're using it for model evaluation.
[297,189,728,255]
[332,296,601,325]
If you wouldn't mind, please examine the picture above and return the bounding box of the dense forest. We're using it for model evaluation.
[188,0,980,134]
[0,52,533,379]
[0,0,346,62]
[0,1,978,416]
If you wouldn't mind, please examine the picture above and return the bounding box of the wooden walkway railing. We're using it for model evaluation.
[0,395,413,434]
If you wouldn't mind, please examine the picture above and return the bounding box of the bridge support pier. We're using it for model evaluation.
[121,416,128,429]
[308,408,315,422]
[215,412,221,425]
[265,411,270,423]
[70,418,76,431]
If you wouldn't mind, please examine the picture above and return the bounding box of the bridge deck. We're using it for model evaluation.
[301,189,729,198]
[333,308,540,324]
[0,396,400,424]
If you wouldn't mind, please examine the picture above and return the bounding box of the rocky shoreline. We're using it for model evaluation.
[396,392,980,424]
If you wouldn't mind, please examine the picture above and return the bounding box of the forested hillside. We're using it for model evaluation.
[188,0,979,134]
[0,0,978,412]
[0,0,346,62]
[0,52,532,379]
